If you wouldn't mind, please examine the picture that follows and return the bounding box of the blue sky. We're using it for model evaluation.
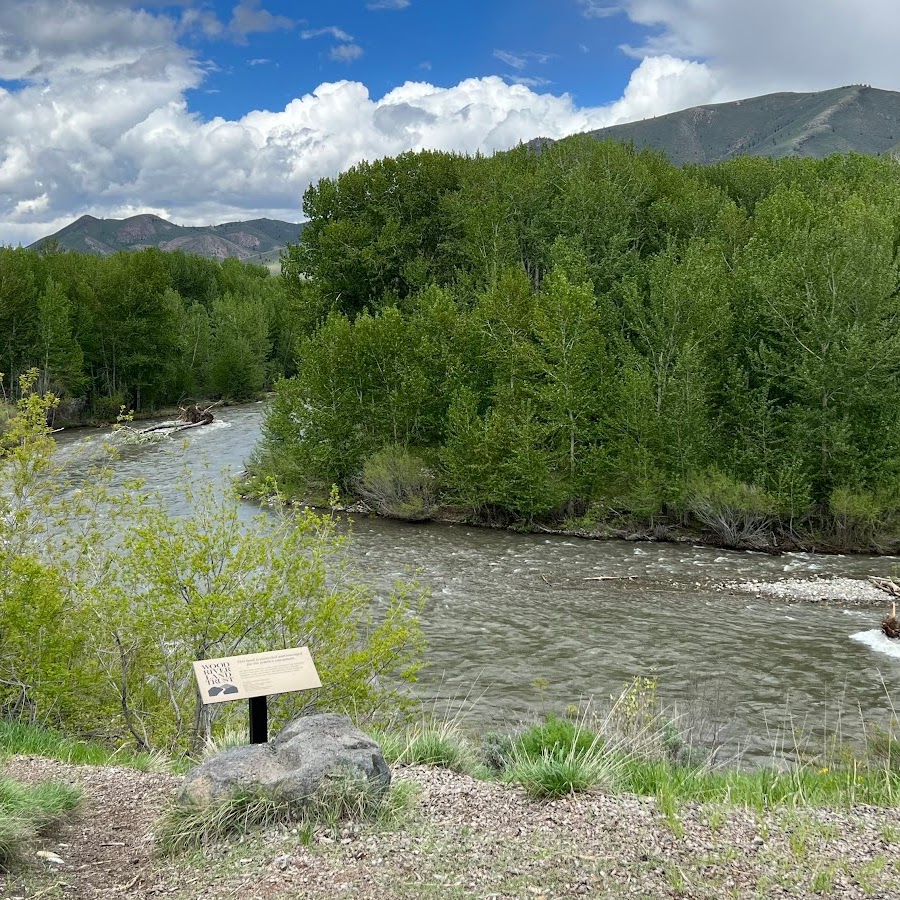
[1,1,899,244]
[179,0,648,121]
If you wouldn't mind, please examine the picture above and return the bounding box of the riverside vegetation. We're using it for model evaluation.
[0,373,424,866]
[5,378,900,891]
[244,141,900,553]
[7,679,900,897]
[0,247,307,421]
[0,374,424,755]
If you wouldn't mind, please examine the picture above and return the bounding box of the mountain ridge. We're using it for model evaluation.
[31,214,303,265]
[531,85,900,165]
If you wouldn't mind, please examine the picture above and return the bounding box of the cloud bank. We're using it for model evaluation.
[2,0,897,244]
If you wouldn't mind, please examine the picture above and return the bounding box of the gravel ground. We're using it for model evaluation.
[716,576,892,607]
[4,756,900,899]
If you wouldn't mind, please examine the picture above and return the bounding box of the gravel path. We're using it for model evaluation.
[717,576,892,607]
[4,757,900,899]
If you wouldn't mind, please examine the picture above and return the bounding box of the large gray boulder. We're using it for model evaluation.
[178,713,390,807]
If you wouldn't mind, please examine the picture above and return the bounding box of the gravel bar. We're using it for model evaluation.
[717,576,892,607]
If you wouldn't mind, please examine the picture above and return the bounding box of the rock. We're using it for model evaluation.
[178,713,390,807]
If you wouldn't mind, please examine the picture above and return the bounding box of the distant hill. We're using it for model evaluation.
[30,214,304,265]
[532,85,900,165]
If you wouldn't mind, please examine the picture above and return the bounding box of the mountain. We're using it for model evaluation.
[30,214,304,265]
[532,85,900,165]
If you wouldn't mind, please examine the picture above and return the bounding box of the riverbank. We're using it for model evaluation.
[255,487,900,558]
[4,755,900,899]
[49,395,269,430]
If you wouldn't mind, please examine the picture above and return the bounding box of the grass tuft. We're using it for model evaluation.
[156,771,417,856]
[0,776,81,869]
[370,720,478,773]
[504,714,628,800]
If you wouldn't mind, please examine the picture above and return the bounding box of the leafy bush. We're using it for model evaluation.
[81,483,426,754]
[827,487,890,549]
[354,445,437,521]
[687,470,777,548]
[1,372,426,755]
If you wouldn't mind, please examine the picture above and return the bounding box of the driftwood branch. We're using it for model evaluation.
[134,402,220,437]
[870,576,900,598]
[583,575,638,582]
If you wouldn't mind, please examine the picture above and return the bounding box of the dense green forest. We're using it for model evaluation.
[0,247,302,419]
[254,139,900,551]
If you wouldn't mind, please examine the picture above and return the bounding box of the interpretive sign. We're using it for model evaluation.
[192,647,321,706]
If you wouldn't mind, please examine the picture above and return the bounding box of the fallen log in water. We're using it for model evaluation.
[583,575,638,581]
[135,402,219,436]
[882,602,900,639]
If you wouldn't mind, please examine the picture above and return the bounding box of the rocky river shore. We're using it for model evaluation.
[717,576,893,608]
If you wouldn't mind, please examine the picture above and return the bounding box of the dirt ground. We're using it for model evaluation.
[5,755,900,899]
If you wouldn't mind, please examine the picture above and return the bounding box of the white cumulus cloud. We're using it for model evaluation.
[610,0,900,100]
[4,0,897,245]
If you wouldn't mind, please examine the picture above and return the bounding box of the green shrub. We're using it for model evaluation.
[827,486,889,549]
[91,392,127,422]
[1,372,426,754]
[479,731,514,773]
[687,470,777,548]
[354,445,437,521]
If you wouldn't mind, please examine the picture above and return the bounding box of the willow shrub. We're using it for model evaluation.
[1,372,427,755]
[76,481,428,755]
[686,470,778,549]
[0,373,107,732]
[354,444,437,521]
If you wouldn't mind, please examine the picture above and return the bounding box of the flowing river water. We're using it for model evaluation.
[54,404,900,761]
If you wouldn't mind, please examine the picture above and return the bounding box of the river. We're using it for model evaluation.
[55,404,900,762]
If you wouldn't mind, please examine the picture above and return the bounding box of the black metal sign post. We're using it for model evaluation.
[249,695,268,744]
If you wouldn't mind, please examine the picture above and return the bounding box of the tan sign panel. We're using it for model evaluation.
[193,647,322,705]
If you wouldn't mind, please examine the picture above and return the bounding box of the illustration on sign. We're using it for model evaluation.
[192,647,321,705]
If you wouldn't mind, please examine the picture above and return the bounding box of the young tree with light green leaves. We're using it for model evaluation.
[1,373,426,754]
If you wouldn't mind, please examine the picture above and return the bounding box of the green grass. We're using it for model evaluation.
[0,721,172,771]
[482,700,900,809]
[370,721,478,773]
[618,756,900,810]
[156,772,418,856]
[504,745,625,800]
[0,776,81,869]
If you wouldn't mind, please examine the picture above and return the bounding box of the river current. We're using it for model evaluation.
[54,404,900,761]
